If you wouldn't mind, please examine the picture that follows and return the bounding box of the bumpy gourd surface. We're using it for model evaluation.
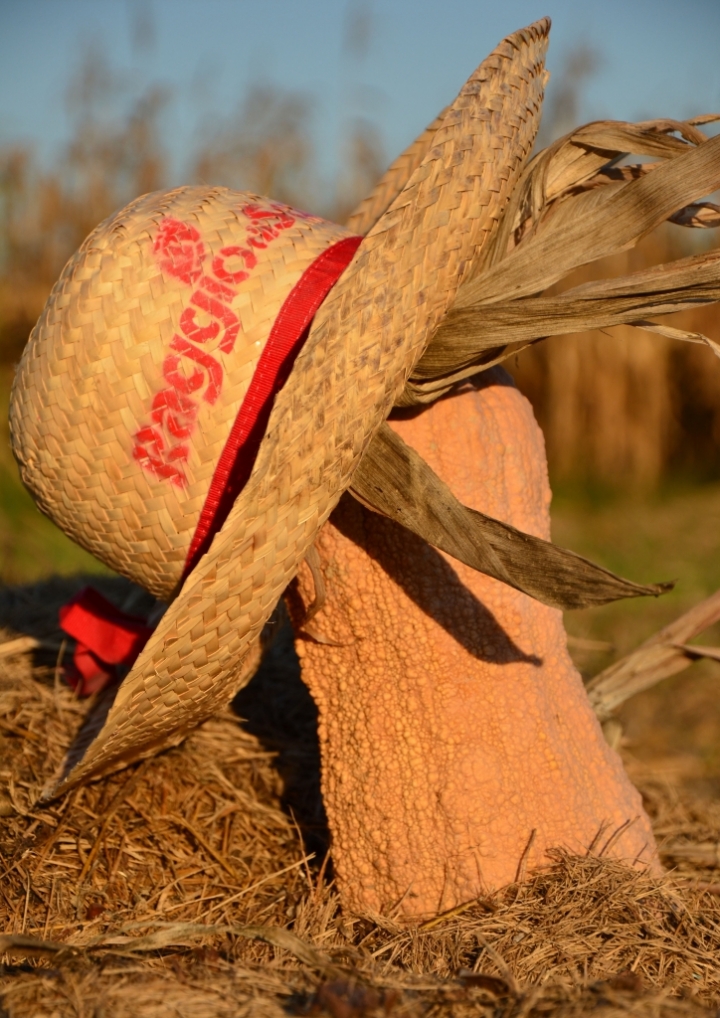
[294,371,658,917]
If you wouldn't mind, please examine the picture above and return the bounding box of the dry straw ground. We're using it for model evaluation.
[2,577,720,1018]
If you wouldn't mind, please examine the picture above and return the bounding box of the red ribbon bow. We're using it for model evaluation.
[59,587,154,696]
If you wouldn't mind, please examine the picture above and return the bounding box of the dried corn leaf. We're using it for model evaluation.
[586,590,720,719]
[669,201,720,228]
[484,120,708,270]
[353,105,720,408]
[398,343,535,406]
[630,320,720,360]
[568,121,698,161]
[550,163,657,202]
[452,132,720,311]
[353,424,669,611]
[413,249,720,380]
[491,116,718,262]
[401,129,720,404]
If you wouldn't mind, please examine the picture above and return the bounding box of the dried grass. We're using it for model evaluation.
[2,578,720,1017]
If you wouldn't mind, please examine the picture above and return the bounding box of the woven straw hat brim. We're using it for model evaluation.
[49,18,550,795]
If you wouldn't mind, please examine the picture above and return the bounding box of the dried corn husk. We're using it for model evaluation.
[398,115,720,404]
[351,423,669,611]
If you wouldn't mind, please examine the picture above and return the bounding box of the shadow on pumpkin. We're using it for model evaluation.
[329,492,543,668]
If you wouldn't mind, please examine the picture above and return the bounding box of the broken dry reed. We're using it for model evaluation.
[2,578,720,1017]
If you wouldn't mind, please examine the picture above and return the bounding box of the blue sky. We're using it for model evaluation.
[1,0,719,187]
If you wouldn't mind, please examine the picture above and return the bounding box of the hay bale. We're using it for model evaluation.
[1,576,720,1017]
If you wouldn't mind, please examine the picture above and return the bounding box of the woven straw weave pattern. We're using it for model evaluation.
[345,108,449,237]
[47,19,550,790]
[10,190,349,599]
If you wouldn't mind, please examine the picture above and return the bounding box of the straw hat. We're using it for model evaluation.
[10,19,550,793]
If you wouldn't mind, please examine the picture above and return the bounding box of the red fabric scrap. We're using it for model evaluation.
[59,587,153,696]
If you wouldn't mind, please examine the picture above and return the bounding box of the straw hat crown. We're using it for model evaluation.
[10,188,353,599]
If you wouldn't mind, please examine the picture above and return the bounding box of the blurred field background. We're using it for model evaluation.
[2,2,720,783]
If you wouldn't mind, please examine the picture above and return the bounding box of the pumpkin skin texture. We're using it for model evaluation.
[292,369,659,918]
